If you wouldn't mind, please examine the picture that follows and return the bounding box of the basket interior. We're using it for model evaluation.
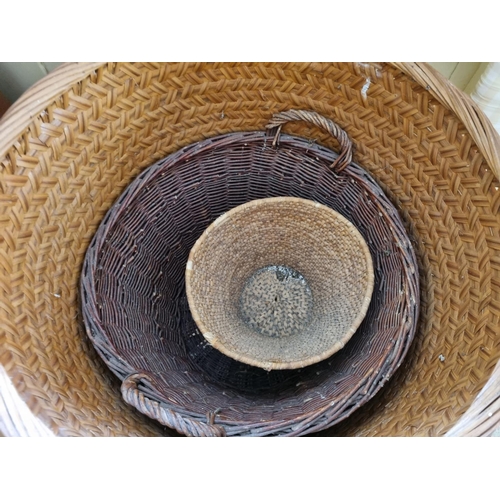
[2,62,500,436]
[186,197,375,370]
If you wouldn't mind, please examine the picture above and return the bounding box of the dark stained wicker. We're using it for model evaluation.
[80,111,419,436]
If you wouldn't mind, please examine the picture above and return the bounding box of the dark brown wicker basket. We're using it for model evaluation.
[80,110,419,436]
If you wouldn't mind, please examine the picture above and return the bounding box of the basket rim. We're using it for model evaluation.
[185,196,375,371]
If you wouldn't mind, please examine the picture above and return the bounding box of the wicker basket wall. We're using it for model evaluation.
[0,62,499,437]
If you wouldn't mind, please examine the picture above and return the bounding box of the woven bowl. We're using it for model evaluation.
[186,197,374,370]
[1,62,500,437]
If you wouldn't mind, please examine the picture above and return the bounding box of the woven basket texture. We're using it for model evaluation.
[186,196,375,371]
[1,62,500,436]
[80,120,417,436]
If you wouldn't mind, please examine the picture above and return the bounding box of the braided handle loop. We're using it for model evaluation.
[266,109,353,172]
[121,373,226,437]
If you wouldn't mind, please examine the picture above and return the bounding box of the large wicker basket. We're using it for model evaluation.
[80,110,418,436]
[0,63,499,436]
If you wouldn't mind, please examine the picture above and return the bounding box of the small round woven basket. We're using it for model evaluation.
[186,196,375,371]
[1,63,499,437]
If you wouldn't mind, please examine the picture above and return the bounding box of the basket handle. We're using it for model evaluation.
[121,373,226,437]
[266,109,353,172]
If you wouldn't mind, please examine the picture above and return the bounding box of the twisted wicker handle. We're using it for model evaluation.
[266,109,353,172]
[121,373,226,437]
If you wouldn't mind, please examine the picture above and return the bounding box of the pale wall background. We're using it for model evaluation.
[428,62,488,93]
[0,62,491,107]
[0,62,63,104]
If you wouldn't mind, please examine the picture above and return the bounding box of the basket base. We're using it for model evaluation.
[240,264,313,339]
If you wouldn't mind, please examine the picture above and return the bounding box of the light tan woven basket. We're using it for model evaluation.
[0,62,499,436]
[186,196,375,371]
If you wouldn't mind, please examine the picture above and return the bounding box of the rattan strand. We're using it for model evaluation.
[0,63,499,436]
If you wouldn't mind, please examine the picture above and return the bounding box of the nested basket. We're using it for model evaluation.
[80,110,418,436]
[0,63,499,437]
[185,195,375,372]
